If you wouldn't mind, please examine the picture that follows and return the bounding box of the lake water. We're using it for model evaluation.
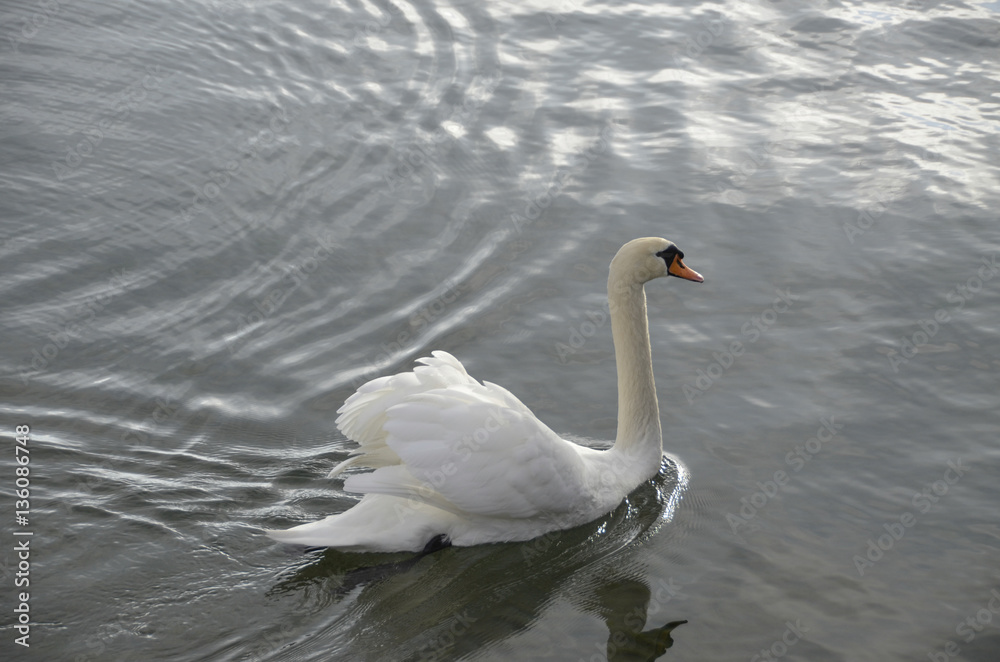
[3,0,1000,660]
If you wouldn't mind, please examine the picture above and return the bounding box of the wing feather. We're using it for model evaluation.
[330,351,475,477]
[331,351,590,519]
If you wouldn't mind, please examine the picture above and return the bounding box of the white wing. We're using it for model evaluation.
[333,351,590,519]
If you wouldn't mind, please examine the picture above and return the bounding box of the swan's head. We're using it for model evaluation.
[611,237,704,286]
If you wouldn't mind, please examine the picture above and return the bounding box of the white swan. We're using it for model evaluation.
[265,237,703,552]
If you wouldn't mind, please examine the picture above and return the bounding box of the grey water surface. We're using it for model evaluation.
[3,0,1000,660]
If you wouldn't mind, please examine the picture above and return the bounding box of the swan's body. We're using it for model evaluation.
[265,238,703,552]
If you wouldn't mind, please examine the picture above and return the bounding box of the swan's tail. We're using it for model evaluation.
[263,495,455,552]
[263,519,346,547]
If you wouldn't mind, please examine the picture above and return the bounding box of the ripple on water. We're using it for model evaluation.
[4,0,1000,660]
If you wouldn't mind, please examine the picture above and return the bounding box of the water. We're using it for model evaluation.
[3,0,1000,659]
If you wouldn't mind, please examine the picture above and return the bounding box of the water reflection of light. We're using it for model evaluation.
[485,126,518,148]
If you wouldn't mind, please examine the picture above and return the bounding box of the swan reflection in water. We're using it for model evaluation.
[266,456,690,662]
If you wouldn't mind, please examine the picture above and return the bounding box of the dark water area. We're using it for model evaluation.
[2,0,1000,660]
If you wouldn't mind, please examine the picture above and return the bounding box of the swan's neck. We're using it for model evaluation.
[608,276,663,472]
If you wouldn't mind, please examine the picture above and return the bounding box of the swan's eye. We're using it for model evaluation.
[655,246,681,263]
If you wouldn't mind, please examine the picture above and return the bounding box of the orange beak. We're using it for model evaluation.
[668,255,704,283]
